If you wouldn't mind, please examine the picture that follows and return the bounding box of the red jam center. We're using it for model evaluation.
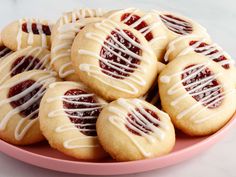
[121,13,153,41]
[126,108,160,136]
[63,89,101,136]
[22,22,51,35]
[189,41,230,69]
[160,14,193,35]
[181,65,222,108]
[0,46,11,58]
[11,56,44,77]
[100,29,141,79]
[8,80,43,119]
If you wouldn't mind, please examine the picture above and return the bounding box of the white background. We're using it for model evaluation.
[0,0,236,177]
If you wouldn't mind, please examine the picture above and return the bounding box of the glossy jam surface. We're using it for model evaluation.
[100,29,141,79]
[126,108,160,136]
[63,89,101,136]
[8,80,43,119]
[182,65,222,108]
[189,41,230,69]
[121,13,153,41]
[11,56,43,77]
[0,46,11,58]
[160,14,193,35]
[22,22,51,35]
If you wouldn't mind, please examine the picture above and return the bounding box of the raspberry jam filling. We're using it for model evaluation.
[189,41,230,69]
[182,65,222,108]
[63,89,101,136]
[121,13,153,41]
[22,22,51,35]
[160,14,193,35]
[8,80,43,119]
[126,108,160,136]
[0,46,11,58]
[100,29,141,79]
[11,56,44,77]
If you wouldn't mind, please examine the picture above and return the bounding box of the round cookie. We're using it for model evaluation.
[0,70,58,145]
[164,35,236,86]
[39,81,108,160]
[154,11,210,42]
[104,8,168,61]
[51,8,105,41]
[51,18,102,81]
[1,18,53,51]
[0,46,51,85]
[71,19,165,101]
[96,98,175,161]
[0,35,13,60]
[158,54,236,136]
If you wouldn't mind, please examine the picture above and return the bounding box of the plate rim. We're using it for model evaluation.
[0,114,235,175]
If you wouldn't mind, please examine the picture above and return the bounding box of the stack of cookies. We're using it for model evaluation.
[0,8,235,162]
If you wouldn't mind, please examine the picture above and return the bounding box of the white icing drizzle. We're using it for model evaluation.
[59,8,105,27]
[160,63,235,123]
[78,19,155,94]
[46,85,107,149]
[16,18,52,50]
[108,98,169,157]
[51,20,98,78]
[0,71,57,141]
[0,47,50,85]
[0,47,13,59]
[107,8,167,46]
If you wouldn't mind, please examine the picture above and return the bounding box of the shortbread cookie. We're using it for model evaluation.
[51,8,105,41]
[104,8,168,61]
[0,70,58,145]
[0,46,51,85]
[154,11,210,42]
[159,54,236,136]
[1,18,53,51]
[164,35,236,86]
[71,19,165,101]
[39,81,108,160]
[0,35,13,60]
[96,98,175,161]
[51,18,102,81]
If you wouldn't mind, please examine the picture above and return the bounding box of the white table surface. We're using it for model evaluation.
[0,0,235,177]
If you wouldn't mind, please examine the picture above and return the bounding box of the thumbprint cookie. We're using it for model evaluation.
[164,35,236,86]
[154,11,210,42]
[96,98,175,161]
[71,19,165,101]
[0,46,51,85]
[104,8,168,61]
[159,54,236,136]
[1,18,53,51]
[51,8,105,41]
[39,81,108,160]
[51,18,102,81]
[0,35,13,60]
[0,70,58,145]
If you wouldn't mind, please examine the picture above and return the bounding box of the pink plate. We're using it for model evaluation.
[1,113,236,175]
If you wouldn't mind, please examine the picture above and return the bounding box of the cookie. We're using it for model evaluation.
[71,19,165,101]
[39,81,108,160]
[104,8,168,61]
[0,35,13,60]
[158,54,236,136]
[164,35,236,86]
[1,18,53,51]
[51,18,102,81]
[0,46,51,85]
[96,98,175,161]
[51,8,105,41]
[154,11,210,42]
[0,70,58,145]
